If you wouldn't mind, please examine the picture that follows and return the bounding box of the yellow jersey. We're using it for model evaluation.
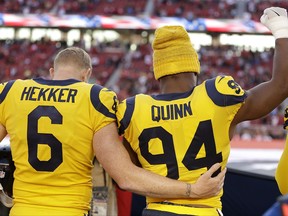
[275,106,288,195]
[0,78,117,215]
[117,75,246,213]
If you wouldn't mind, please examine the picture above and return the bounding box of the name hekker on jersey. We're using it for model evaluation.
[117,75,247,210]
[0,78,117,215]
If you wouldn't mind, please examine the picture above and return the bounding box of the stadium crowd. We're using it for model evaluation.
[0,0,286,142]
[0,36,285,141]
[0,0,288,21]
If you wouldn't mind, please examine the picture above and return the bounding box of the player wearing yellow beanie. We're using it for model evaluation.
[117,7,288,215]
[152,25,200,80]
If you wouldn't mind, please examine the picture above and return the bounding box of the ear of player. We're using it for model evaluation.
[260,7,288,39]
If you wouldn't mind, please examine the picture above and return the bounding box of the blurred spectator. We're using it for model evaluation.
[0,0,286,20]
[0,37,283,140]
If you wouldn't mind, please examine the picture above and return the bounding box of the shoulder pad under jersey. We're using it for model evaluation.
[0,80,15,105]
[205,75,247,106]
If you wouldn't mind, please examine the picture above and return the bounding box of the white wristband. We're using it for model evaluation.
[274,28,288,39]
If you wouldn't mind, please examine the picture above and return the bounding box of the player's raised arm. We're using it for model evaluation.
[93,122,226,199]
[233,7,288,125]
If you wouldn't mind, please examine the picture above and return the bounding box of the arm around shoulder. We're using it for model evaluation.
[93,122,225,199]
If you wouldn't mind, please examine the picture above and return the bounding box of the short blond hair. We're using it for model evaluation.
[54,47,92,71]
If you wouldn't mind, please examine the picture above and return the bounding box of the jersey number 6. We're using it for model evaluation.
[27,105,63,172]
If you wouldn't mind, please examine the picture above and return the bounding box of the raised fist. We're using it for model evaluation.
[260,7,288,39]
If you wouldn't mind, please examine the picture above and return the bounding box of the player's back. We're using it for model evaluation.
[117,75,246,211]
[0,78,116,215]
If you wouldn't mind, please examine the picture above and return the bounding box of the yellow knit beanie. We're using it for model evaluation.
[152,25,200,80]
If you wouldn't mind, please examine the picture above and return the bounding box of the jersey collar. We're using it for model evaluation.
[33,78,82,86]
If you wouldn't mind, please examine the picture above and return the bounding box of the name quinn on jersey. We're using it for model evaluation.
[151,101,192,122]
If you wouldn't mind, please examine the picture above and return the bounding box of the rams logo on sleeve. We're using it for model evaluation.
[0,80,15,104]
[205,75,247,107]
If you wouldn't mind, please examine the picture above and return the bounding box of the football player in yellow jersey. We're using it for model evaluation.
[0,47,226,216]
[275,107,288,195]
[116,7,288,216]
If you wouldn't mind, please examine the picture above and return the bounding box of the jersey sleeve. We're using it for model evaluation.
[205,75,247,106]
[276,106,288,194]
[90,85,118,133]
[0,80,15,125]
[276,137,288,194]
[116,100,126,135]
[116,97,135,136]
